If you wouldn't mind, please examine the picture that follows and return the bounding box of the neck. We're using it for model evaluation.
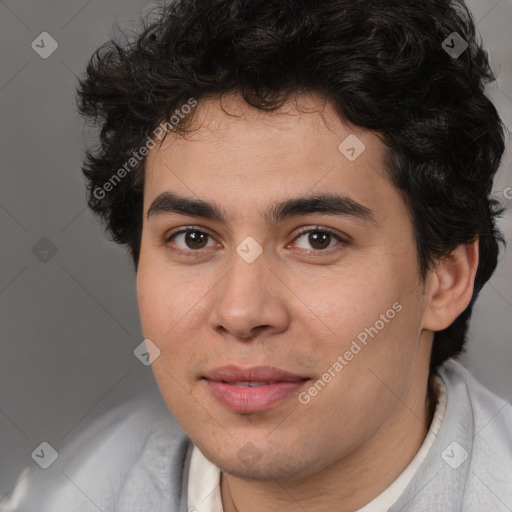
[220,366,437,512]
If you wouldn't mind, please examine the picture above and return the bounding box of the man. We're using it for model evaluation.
[9,0,512,511]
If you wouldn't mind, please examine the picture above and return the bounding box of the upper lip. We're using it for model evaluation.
[203,365,309,382]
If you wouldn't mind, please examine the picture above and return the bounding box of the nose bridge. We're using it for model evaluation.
[221,247,268,308]
[210,245,287,337]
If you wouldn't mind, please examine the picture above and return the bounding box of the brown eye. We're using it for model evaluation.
[294,228,344,251]
[167,229,215,251]
[308,231,331,250]
[184,231,208,249]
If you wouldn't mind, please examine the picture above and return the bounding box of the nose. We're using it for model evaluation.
[208,249,289,341]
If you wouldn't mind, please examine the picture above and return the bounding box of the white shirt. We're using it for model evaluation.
[187,375,447,512]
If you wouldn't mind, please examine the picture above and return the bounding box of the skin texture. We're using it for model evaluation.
[136,92,478,511]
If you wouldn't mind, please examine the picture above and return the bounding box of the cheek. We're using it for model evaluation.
[295,307,421,456]
[137,266,202,416]
[136,253,203,341]
[136,266,164,340]
[304,269,422,404]
[136,256,210,372]
[297,268,399,347]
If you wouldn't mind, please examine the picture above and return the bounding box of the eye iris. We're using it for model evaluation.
[309,231,330,249]
[185,231,208,249]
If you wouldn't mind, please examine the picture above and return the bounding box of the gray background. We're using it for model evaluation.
[0,0,511,502]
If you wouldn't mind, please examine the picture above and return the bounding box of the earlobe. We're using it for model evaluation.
[421,238,479,332]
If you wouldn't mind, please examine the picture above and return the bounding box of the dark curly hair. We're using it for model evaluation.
[77,0,507,370]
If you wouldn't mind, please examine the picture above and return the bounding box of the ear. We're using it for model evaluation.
[421,238,479,332]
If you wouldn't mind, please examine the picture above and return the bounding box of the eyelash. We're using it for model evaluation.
[163,226,349,257]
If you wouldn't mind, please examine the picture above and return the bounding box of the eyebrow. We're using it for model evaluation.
[146,191,377,226]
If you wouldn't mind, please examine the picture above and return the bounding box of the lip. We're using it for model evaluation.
[202,365,310,413]
[203,365,308,383]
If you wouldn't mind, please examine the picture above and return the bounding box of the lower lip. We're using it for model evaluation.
[204,379,309,413]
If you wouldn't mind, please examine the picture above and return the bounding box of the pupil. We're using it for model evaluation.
[309,232,330,249]
[186,231,207,249]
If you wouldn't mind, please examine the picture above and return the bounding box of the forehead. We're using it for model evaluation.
[143,92,400,222]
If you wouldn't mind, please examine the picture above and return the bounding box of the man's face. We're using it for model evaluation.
[137,93,432,480]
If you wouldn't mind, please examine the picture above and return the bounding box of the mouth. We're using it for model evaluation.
[201,365,311,413]
[217,381,291,387]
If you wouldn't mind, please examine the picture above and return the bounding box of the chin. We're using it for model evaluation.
[201,441,323,482]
